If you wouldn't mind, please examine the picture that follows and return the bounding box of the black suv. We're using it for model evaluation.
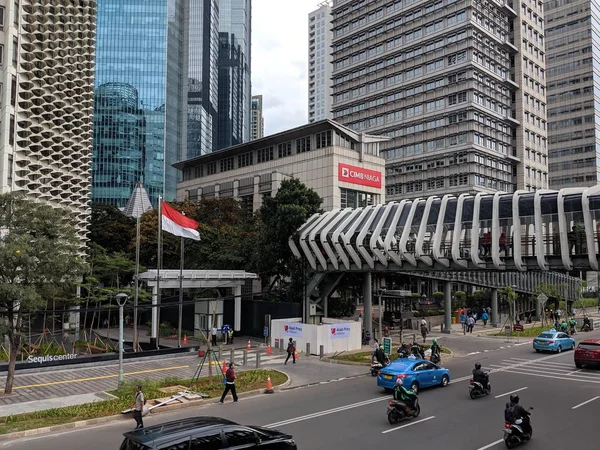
[119,417,297,450]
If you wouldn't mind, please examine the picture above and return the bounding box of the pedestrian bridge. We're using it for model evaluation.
[289,187,600,273]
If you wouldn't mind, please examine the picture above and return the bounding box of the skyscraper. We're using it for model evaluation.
[0,0,97,243]
[330,0,549,201]
[216,0,252,150]
[308,2,333,123]
[92,0,219,208]
[545,0,600,188]
[250,95,264,140]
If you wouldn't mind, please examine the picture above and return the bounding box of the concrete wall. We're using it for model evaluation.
[270,317,361,355]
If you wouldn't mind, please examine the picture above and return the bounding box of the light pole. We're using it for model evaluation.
[115,293,128,388]
[378,289,386,340]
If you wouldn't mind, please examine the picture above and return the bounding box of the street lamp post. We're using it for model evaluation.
[115,293,128,388]
[378,289,386,340]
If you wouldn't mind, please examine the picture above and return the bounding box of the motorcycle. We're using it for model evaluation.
[503,407,533,449]
[370,355,390,376]
[581,323,591,332]
[386,398,420,425]
[397,346,410,358]
[469,374,491,399]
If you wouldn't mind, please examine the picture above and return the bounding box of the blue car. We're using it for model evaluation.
[533,330,575,353]
[376,358,450,393]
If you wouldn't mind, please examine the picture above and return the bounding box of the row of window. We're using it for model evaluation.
[522,56,545,80]
[523,94,546,114]
[474,133,512,155]
[386,174,513,195]
[524,112,546,130]
[551,174,600,186]
[549,144,596,159]
[524,166,548,183]
[548,157,599,172]
[546,29,589,51]
[522,75,546,96]
[549,115,595,131]
[521,21,544,47]
[522,37,545,64]
[547,86,596,104]
[525,148,547,165]
[549,128,595,145]
[547,74,592,91]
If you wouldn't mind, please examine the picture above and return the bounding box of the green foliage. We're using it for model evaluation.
[454,291,467,308]
[89,203,136,256]
[327,297,356,318]
[37,342,67,356]
[432,292,444,302]
[534,282,566,309]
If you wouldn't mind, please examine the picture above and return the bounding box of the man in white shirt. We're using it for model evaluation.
[211,326,218,346]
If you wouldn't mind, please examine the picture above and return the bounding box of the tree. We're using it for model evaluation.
[252,178,322,289]
[89,203,135,256]
[0,194,85,394]
[534,281,566,310]
[500,285,518,324]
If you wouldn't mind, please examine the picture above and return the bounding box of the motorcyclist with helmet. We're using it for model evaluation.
[429,339,441,363]
[505,394,532,435]
[472,362,488,390]
[582,315,591,331]
[393,377,418,412]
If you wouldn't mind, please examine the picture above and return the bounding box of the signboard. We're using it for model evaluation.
[338,163,382,188]
[330,323,351,339]
[283,322,303,337]
[504,326,511,335]
[221,325,230,335]
[263,326,269,337]
[537,293,548,305]
[513,324,524,332]
[382,337,392,355]
[27,354,77,364]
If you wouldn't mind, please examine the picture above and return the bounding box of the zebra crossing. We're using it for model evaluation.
[487,356,600,385]
[200,348,289,370]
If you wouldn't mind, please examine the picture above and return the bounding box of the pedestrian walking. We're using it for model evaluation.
[481,311,489,327]
[211,326,217,346]
[372,338,379,359]
[284,338,296,365]
[219,362,238,403]
[132,384,145,429]
[467,316,475,333]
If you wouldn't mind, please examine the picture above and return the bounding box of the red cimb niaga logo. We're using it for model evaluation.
[341,167,349,178]
[331,328,336,334]
[284,325,289,332]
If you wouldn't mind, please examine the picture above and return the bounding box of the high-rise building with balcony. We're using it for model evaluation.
[330,0,549,201]
[251,95,264,140]
[545,0,600,189]
[309,2,333,123]
[0,0,97,243]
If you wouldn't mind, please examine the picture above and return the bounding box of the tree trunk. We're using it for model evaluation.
[4,309,22,395]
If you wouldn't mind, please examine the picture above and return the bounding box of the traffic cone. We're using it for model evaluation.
[295,350,299,361]
[183,334,188,345]
[221,360,227,374]
[247,340,252,350]
[266,344,272,355]
[264,376,274,394]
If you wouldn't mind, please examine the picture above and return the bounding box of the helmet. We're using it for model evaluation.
[510,394,519,404]
[395,377,403,386]
[475,362,481,370]
[432,339,437,345]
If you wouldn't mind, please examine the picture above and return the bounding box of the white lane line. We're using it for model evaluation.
[567,369,582,376]
[507,358,574,367]
[572,396,600,410]
[476,438,504,450]
[502,369,600,385]
[491,364,600,380]
[494,387,528,399]
[381,416,435,434]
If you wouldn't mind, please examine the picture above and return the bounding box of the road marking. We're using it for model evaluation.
[491,363,600,380]
[567,369,582,376]
[476,438,504,450]
[499,369,600,385]
[572,396,599,410]
[494,387,527,398]
[381,415,435,434]
[13,365,190,390]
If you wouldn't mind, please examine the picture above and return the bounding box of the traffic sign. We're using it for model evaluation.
[537,293,548,304]
[382,337,392,355]
[263,326,269,337]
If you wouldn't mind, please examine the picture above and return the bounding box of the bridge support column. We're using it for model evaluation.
[443,281,452,334]
[363,272,373,339]
[491,288,499,327]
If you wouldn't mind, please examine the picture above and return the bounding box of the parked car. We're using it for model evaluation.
[574,339,600,368]
[376,358,450,393]
[532,330,575,353]
[120,417,297,450]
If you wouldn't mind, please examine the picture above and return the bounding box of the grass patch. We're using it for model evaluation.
[331,345,451,364]
[0,369,287,435]
[493,325,552,337]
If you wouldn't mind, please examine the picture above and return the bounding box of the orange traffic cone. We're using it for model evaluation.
[247,340,252,350]
[266,344,272,355]
[221,360,227,374]
[294,350,299,361]
[264,376,274,394]
[183,334,188,345]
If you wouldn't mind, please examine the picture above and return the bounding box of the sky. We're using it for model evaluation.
[251,0,320,135]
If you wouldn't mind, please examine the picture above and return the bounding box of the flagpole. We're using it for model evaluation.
[133,213,141,352]
[178,236,184,348]
[155,197,163,350]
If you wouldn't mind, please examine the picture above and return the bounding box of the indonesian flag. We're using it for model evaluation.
[161,201,200,241]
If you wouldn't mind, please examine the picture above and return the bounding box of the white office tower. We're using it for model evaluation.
[251,95,264,140]
[0,1,96,243]
[308,2,333,123]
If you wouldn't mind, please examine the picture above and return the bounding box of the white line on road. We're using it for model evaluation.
[567,369,582,376]
[572,396,599,410]
[476,438,504,450]
[499,369,600,385]
[381,416,435,434]
[494,387,528,399]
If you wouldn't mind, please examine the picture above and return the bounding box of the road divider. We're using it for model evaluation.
[381,416,435,434]
[494,386,528,399]
[476,438,503,450]
[572,396,599,410]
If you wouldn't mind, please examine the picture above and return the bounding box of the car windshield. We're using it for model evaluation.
[120,439,151,450]
[538,333,555,338]
[578,343,600,351]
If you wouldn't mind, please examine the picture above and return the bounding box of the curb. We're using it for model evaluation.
[0,371,293,442]
[281,373,369,390]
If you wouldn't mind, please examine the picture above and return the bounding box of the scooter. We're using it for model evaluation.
[581,323,591,332]
[370,355,390,376]
[397,346,410,358]
[430,351,440,364]
[503,407,533,449]
[469,374,491,399]
[386,398,420,425]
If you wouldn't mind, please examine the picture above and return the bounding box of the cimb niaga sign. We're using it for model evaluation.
[338,163,382,188]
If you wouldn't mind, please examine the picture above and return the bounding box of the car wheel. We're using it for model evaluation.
[575,362,583,369]
[410,382,419,394]
[535,349,540,353]
[557,345,562,353]
[571,342,575,350]
[440,375,449,387]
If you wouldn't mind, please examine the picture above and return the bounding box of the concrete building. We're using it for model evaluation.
[0,0,97,243]
[175,120,388,212]
[309,2,334,123]
[330,0,549,201]
[251,95,264,140]
[545,0,600,189]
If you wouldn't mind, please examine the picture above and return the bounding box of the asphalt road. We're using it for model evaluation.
[4,331,600,450]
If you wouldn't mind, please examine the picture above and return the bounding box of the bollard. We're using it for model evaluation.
[319,345,324,359]
[256,352,261,368]
[306,342,310,356]
[440,323,443,332]
[243,349,248,366]
[230,349,235,365]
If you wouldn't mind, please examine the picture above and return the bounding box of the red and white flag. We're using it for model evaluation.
[161,201,200,241]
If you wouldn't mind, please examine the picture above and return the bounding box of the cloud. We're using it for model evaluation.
[252,0,319,135]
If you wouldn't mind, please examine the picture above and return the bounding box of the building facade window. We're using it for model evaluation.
[296,136,311,153]
[220,157,234,172]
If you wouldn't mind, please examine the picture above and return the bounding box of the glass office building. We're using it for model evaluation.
[92,0,218,208]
